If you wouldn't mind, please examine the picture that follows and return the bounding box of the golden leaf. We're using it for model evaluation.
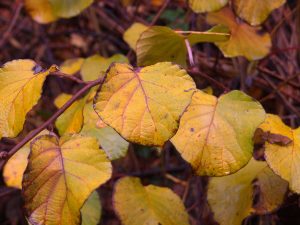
[60,58,84,75]
[94,62,196,146]
[25,0,57,24]
[233,0,286,26]
[23,134,112,225]
[207,7,271,60]
[259,114,300,193]
[123,23,148,50]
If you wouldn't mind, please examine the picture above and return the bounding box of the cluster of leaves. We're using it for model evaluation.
[0,0,298,225]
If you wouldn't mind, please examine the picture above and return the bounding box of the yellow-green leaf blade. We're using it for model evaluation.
[80,54,128,82]
[60,58,84,75]
[259,114,300,193]
[207,7,271,60]
[137,26,187,67]
[123,22,148,50]
[81,102,129,160]
[81,191,102,225]
[171,90,265,176]
[208,158,288,225]
[189,0,228,13]
[113,177,189,225]
[94,62,196,146]
[49,0,94,18]
[233,0,286,26]
[23,134,112,225]
[0,60,57,139]
[54,94,86,135]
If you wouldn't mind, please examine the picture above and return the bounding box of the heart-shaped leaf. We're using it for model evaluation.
[23,134,112,225]
[93,62,196,146]
[171,90,265,176]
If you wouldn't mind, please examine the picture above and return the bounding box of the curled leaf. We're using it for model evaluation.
[233,0,286,26]
[94,62,196,146]
[207,7,271,60]
[208,158,288,225]
[171,90,265,176]
[259,114,300,193]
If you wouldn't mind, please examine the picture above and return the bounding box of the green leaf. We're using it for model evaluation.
[49,0,94,18]
[136,26,229,67]
[113,177,190,225]
[23,134,112,225]
[171,90,265,176]
[208,158,288,225]
[81,102,129,160]
[81,191,102,225]
[93,62,196,146]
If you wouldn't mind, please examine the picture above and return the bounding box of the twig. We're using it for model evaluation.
[261,73,300,119]
[150,0,171,26]
[0,1,23,47]
[0,78,104,169]
[188,68,230,92]
[51,71,86,84]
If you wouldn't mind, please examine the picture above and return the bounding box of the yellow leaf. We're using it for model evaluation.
[4,147,29,189]
[259,114,300,193]
[54,93,87,135]
[171,90,265,176]
[80,54,128,82]
[49,0,94,18]
[208,158,288,225]
[25,0,58,24]
[113,177,189,225]
[94,62,196,146]
[60,58,84,75]
[23,134,112,225]
[0,60,57,139]
[81,191,102,225]
[3,130,49,189]
[207,7,271,60]
[81,102,129,160]
[233,0,286,26]
[123,23,148,50]
[189,0,228,13]
[137,26,229,67]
